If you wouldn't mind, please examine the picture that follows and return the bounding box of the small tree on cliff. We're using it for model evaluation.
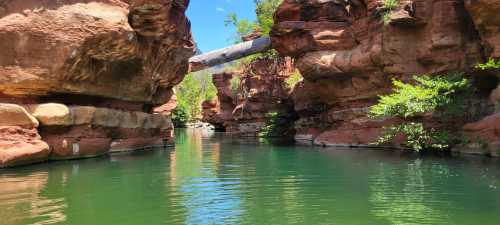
[369,74,470,151]
[225,0,283,42]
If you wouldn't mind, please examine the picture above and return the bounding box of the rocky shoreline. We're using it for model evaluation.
[0,0,194,167]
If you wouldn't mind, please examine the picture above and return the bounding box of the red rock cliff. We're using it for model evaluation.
[0,0,195,167]
[202,57,297,137]
[270,0,500,154]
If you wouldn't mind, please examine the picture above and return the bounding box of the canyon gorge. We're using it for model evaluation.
[2,0,500,168]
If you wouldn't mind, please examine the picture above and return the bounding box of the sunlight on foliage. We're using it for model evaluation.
[381,0,399,25]
[476,58,500,70]
[369,74,469,119]
[369,74,470,151]
[285,70,302,89]
[259,111,280,137]
[255,0,283,36]
[230,74,241,97]
[225,0,283,42]
[173,71,217,126]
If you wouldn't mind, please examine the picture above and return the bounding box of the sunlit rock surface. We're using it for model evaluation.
[202,57,297,137]
[0,0,194,167]
[271,0,499,152]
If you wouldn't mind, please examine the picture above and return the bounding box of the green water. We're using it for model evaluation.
[1,129,500,225]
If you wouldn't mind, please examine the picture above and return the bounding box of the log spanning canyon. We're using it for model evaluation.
[188,36,272,72]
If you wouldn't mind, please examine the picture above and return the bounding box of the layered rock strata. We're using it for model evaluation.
[270,0,499,153]
[0,0,194,167]
[202,57,297,137]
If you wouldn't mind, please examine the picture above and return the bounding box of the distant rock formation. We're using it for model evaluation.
[0,0,195,167]
[202,57,297,137]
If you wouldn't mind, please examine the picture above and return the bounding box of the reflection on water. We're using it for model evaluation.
[0,172,66,225]
[170,128,243,225]
[370,159,448,225]
[0,128,499,225]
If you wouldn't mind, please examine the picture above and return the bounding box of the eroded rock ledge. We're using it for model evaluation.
[0,0,195,167]
[202,57,297,137]
[270,0,500,155]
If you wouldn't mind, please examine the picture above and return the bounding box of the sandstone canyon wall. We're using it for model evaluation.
[202,57,297,137]
[0,0,195,167]
[269,0,500,155]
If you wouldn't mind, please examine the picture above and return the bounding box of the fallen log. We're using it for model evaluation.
[188,36,272,72]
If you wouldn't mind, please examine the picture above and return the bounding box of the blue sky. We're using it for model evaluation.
[186,0,257,53]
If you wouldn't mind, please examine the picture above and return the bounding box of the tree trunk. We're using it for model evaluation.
[189,36,271,72]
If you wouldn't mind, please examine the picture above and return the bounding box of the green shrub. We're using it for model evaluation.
[369,74,470,151]
[230,74,241,97]
[225,0,283,42]
[381,0,399,25]
[382,0,399,10]
[171,104,189,127]
[285,70,302,89]
[259,111,280,137]
[173,70,217,126]
[476,58,500,70]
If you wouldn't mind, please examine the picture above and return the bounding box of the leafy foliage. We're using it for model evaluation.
[382,0,399,10]
[476,58,500,70]
[259,111,280,137]
[224,13,259,43]
[369,74,470,151]
[255,0,283,35]
[381,0,399,25]
[172,70,217,126]
[230,74,241,97]
[225,0,283,42]
[369,74,469,118]
[375,123,453,152]
[285,70,302,89]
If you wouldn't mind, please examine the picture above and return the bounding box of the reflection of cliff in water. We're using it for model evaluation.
[170,128,243,224]
[0,172,67,225]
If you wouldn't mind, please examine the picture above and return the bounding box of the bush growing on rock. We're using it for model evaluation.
[476,58,500,70]
[381,0,399,24]
[225,0,283,40]
[369,74,470,151]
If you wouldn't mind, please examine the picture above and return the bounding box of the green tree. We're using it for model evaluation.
[369,74,470,151]
[173,70,217,126]
[225,0,283,42]
[255,0,283,35]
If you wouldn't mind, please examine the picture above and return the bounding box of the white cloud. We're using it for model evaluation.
[216,7,225,12]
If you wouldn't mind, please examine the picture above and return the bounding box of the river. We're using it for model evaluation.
[1,128,499,225]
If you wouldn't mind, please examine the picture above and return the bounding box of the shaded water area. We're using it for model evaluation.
[1,128,500,225]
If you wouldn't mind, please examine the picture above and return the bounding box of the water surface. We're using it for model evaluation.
[1,128,500,225]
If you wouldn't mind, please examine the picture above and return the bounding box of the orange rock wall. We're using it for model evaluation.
[270,0,500,153]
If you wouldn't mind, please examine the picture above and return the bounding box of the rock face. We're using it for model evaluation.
[201,72,236,131]
[0,0,194,167]
[0,104,49,167]
[202,57,297,137]
[465,0,500,58]
[270,0,499,151]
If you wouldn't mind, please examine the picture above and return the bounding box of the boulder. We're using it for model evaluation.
[0,103,38,127]
[29,103,72,126]
[0,126,50,167]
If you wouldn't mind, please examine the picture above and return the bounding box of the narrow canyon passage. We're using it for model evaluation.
[1,0,500,224]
